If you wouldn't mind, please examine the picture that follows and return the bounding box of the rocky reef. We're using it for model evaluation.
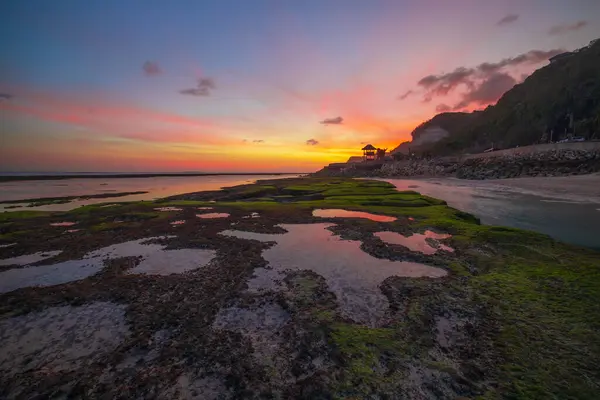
[1,177,599,399]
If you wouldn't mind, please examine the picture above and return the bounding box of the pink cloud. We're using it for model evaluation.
[0,89,231,146]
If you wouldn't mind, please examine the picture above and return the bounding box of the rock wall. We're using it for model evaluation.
[314,144,600,180]
[455,147,600,179]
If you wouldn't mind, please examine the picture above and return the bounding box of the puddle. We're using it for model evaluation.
[0,243,17,248]
[0,250,62,267]
[0,258,105,294]
[87,236,216,276]
[0,302,129,376]
[50,221,77,227]
[313,209,396,222]
[197,207,214,210]
[154,207,183,211]
[65,229,81,233]
[100,204,118,208]
[196,213,230,219]
[408,217,415,221]
[170,220,186,226]
[375,231,454,255]
[0,237,216,293]
[220,224,446,325]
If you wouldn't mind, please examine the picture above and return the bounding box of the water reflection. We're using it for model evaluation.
[220,223,446,326]
[50,222,77,227]
[196,213,230,219]
[375,231,454,254]
[313,209,396,222]
[0,237,216,293]
[0,250,62,267]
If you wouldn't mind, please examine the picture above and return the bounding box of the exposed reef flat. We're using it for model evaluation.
[1,177,599,399]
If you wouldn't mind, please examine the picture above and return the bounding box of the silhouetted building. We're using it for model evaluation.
[362,144,377,161]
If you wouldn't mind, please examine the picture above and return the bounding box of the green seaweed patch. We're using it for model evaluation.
[0,211,51,222]
[330,323,407,394]
[151,200,213,207]
[0,230,30,240]
[90,222,128,232]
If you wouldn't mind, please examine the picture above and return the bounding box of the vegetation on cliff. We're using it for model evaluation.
[397,38,600,156]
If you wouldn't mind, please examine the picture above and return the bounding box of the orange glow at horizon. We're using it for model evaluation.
[1,84,424,172]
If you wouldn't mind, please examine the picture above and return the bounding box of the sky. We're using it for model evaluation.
[1,0,599,173]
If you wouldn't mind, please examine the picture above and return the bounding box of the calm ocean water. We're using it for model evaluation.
[0,175,298,211]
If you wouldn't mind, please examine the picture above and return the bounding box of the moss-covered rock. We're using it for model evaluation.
[1,177,598,399]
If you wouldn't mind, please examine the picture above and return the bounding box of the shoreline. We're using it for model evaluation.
[383,173,600,205]
[0,172,304,183]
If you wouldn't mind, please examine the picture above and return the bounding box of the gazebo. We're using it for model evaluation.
[362,144,377,161]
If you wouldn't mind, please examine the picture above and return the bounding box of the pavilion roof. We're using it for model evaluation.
[361,144,376,151]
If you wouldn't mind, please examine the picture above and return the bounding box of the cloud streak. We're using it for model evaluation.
[306,138,319,145]
[179,78,216,96]
[497,14,519,26]
[397,90,414,100]
[416,48,563,110]
[143,61,162,76]
[0,93,14,102]
[320,116,343,125]
[549,21,587,35]
[453,72,517,110]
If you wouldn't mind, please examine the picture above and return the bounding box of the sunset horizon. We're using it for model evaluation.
[2,0,599,173]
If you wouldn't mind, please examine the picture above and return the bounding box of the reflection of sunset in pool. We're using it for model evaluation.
[220,223,446,326]
[196,213,230,219]
[312,209,396,222]
[375,230,454,254]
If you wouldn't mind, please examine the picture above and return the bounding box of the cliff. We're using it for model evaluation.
[394,38,600,156]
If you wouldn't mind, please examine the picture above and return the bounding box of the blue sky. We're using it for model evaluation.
[1,0,599,172]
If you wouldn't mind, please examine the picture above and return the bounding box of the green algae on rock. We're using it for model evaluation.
[0,177,599,399]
